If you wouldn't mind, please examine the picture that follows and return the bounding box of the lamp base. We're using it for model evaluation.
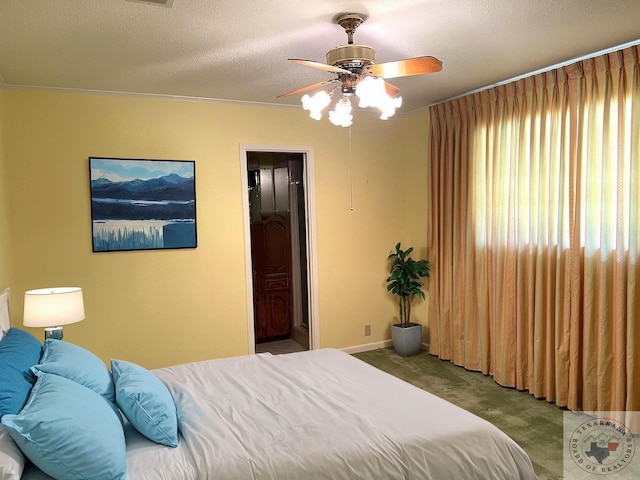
[44,326,63,341]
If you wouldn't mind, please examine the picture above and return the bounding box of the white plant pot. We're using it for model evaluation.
[391,323,423,357]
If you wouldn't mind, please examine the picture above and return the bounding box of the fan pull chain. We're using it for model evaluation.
[349,125,354,211]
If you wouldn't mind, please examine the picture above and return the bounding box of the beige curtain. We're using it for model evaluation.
[429,45,639,429]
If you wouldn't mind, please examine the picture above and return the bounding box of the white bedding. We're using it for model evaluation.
[20,423,198,480]
[0,288,11,336]
[21,349,537,479]
[153,348,536,479]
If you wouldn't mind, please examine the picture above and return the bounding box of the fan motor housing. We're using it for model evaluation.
[326,44,376,69]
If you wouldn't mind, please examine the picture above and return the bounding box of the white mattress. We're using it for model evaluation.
[21,349,537,479]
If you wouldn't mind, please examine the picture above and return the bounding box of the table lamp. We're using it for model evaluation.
[23,287,85,340]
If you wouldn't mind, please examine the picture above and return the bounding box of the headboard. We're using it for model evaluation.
[0,287,11,335]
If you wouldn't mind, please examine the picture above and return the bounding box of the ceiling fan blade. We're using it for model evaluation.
[368,56,443,79]
[276,79,336,98]
[384,81,400,97]
[288,59,352,75]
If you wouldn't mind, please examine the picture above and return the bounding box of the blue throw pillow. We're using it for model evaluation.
[1,373,126,480]
[111,359,178,447]
[0,328,42,417]
[31,339,115,403]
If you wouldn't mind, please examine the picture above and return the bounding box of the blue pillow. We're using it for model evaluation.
[31,339,115,403]
[111,359,178,447]
[1,373,126,480]
[0,328,42,417]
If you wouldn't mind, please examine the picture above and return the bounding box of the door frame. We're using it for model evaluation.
[240,144,320,354]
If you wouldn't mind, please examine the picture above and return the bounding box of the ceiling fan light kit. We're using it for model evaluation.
[279,13,442,127]
[301,90,331,120]
[328,97,353,128]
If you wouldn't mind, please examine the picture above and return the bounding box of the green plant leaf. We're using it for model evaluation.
[386,242,430,325]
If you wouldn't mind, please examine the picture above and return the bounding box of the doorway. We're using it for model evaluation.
[240,145,319,355]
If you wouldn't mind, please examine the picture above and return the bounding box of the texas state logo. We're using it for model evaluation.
[569,417,636,475]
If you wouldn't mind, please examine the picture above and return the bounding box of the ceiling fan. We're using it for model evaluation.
[278,13,442,126]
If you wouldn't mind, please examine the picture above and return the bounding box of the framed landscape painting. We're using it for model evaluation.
[89,157,197,252]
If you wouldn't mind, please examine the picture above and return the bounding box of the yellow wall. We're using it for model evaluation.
[0,89,13,291]
[316,110,431,347]
[2,89,430,368]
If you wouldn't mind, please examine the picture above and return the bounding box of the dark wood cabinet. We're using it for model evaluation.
[251,214,292,341]
[265,290,291,338]
[253,292,268,339]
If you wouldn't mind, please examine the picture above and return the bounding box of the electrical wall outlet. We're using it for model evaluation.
[364,324,371,336]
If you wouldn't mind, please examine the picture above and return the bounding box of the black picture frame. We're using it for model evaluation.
[89,157,197,252]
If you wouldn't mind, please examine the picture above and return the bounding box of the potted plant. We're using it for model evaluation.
[386,242,430,356]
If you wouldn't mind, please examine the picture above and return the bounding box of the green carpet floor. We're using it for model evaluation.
[354,348,563,480]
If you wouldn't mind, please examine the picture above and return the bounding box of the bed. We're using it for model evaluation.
[0,290,537,480]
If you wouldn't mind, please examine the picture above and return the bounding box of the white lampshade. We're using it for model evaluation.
[302,90,331,120]
[355,76,386,108]
[328,96,353,127]
[24,287,85,328]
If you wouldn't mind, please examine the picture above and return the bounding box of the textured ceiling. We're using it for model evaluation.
[1,0,640,113]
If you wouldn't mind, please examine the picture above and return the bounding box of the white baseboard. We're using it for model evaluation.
[341,340,393,354]
[341,341,430,355]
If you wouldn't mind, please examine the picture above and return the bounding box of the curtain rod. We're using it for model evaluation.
[431,38,640,108]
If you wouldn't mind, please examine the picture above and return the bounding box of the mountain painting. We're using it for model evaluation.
[89,157,197,252]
